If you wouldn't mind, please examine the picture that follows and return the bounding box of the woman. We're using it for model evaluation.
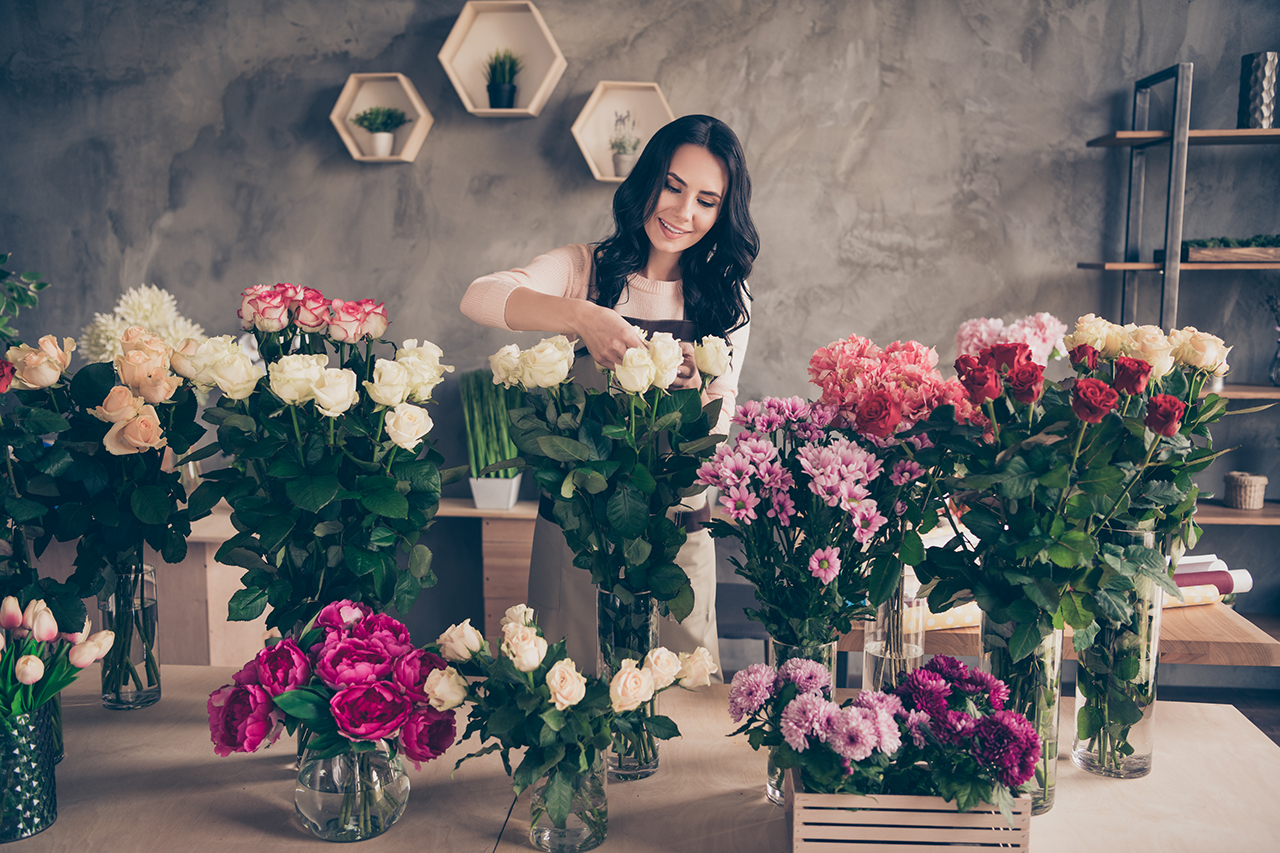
[460,115,758,677]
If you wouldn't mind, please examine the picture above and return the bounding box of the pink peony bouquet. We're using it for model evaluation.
[207,600,456,769]
[955,312,1067,368]
[728,654,1038,816]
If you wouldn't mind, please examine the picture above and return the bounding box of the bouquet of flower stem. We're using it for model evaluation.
[728,654,1038,823]
[186,283,464,632]
[460,367,521,479]
[1,596,114,717]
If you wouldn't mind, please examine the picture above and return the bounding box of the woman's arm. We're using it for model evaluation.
[704,307,750,435]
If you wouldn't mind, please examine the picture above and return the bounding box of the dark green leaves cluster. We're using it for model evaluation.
[0,252,51,350]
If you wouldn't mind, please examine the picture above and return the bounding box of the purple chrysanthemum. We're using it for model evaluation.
[895,669,952,716]
[855,690,904,718]
[824,706,880,763]
[932,709,978,746]
[727,664,778,722]
[923,654,971,685]
[956,669,1010,711]
[902,709,931,748]
[779,693,836,752]
[778,658,832,696]
[970,710,1042,788]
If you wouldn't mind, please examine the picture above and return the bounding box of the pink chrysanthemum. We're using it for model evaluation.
[970,710,1042,787]
[720,484,761,522]
[780,693,836,752]
[890,459,925,486]
[824,706,880,762]
[808,547,841,584]
[767,492,797,526]
[727,663,778,722]
[778,658,832,695]
[855,690,904,718]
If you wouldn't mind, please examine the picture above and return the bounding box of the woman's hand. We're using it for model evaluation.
[572,302,648,370]
[669,342,702,390]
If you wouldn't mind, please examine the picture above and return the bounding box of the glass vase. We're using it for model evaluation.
[1072,573,1164,778]
[764,638,838,806]
[528,755,608,853]
[597,590,659,781]
[1270,335,1280,387]
[294,746,410,842]
[1,710,58,841]
[862,568,925,692]
[980,614,1063,815]
[99,561,161,710]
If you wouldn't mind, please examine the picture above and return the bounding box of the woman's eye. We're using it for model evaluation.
[665,183,680,194]
[698,199,716,209]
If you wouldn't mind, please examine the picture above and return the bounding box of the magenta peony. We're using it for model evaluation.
[392,648,449,704]
[400,706,457,770]
[254,639,312,697]
[314,599,371,632]
[354,613,414,658]
[207,683,281,757]
[314,636,394,689]
[329,682,413,741]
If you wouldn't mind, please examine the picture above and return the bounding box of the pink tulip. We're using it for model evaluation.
[62,616,92,645]
[15,655,45,685]
[68,640,100,669]
[87,630,116,659]
[0,596,21,630]
[31,609,59,643]
[20,598,49,630]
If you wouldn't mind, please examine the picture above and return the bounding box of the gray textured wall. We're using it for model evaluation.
[4,0,1280,635]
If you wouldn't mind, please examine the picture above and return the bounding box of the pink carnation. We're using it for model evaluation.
[207,682,281,756]
[808,547,841,584]
[955,317,1006,359]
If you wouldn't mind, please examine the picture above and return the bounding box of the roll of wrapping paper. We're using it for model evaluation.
[1174,569,1253,595]
[1164,584,1223,608]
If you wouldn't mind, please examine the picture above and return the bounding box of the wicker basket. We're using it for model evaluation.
[784,769,1030,852]
[1224,471,1268,510]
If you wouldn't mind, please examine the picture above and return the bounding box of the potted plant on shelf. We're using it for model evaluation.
[460,367,523,510]
[609,111,642,179]
[483,49,522,109]
[350,107,411,158]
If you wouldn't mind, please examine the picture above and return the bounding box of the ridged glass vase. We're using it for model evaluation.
[862,570,925,692]
[0,709,58,841]
[764,638,838,806]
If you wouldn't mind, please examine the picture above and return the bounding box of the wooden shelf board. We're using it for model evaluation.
[1207,384,1280,400]
[839,602,1280,667]
[1086,128,1280,148]
[1194,499,1280,526]
[1078,261,1280,271]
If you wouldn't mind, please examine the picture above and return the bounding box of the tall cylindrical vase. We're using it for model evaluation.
[862,568,925,692]
[980,614,1063,814]
[1072,573,1163,778]
[597,590,659,781]
[99,561,161,710]
[529,754,608,853]
[0,710,58,841]
[764,638,838,806]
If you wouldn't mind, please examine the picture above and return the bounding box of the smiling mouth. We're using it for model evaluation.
[658,218,690,238]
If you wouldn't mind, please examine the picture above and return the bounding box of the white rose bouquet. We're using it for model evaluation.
[183,283,466,633]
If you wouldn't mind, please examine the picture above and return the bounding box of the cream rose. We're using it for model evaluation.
[384,402,434,450]
[102,405,168,456]
[675,647,718,688]
[172,335,244,390]
[269,354,327,404]
[489,344,523,389]
[545,658,587,711]
[437,619,485,661]
[1126,324,1175,379]
[209,352,264,400]
[694,336,731,377]
[614,345,656,394]
[519,336,575,388]
[501,624,548,673]
[642,647,682,691]
[398,339,453,402]
[609,658,655,712]
[7,336,76,390]
[312,368,359,417]
[1170,327,1232,377]
[90,385,145,424]
[648,332,684,391]
[423,665,469,711]
[364,359,411,407]
[500,604,535,632]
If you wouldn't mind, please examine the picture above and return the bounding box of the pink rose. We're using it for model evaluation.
[329,682,413,742]
[207,683,281,756]
[90,385,145,424]
[328,299,366,342]
[240,286,290,332]
[0,358,13,393]
[353,613,413,658]
[314,599,371,631]
[254,639,312,696]
[102,405,168,456]
[393,648,449,704]
[355,299,389,339]
[6,336,76,390]
[314,636,393,689]
[114,349,167,390]
[119,327,173,367]
[135,369,182,404]
[400,706,456,770]
[238,284,272,330]
[295,288,331,332]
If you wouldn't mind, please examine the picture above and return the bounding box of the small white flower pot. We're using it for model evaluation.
[612,152,638,178]
[371,132,395,158]
[469,473,522,511]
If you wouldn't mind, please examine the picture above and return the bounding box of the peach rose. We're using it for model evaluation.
[675,647,718,688]
[136,370,182,404]
[119,327,173,368]
[609,659,655,712]
[384,402,433,451]
[6,335,76,390]
[423,665,469,711]
[103,405,168,456]
[642,647,682,691]
[436,619,485,662]
[90,385,146,424]
[501,624,548,673]
[545,658,587,711]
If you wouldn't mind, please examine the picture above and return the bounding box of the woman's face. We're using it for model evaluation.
[643,143,728,270]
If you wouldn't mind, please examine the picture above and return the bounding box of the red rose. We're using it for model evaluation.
[1005,363,1045,404]
[954,354,983,375]
[1113,356,1152,395]
[959,362,1002,405]
[254,638,312,697]
[855,389,903,438]
[400,706,457,770]
[1144,393,1186,437]
[982,342,1032,372]
[0,359,14,394]
[1069,344,1098,371]
[329,682,413,742]
[1071,377,1119,423]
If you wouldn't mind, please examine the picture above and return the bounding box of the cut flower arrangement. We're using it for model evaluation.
[186,283,462,633]
[729,654,1038,822]
[1,596,115,717]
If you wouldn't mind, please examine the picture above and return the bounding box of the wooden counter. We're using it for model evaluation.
[17,666,1280,852]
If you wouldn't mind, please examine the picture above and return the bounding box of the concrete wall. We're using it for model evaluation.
[3,0,1280,640]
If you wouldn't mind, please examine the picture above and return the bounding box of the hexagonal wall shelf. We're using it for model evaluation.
[330,73,433,163]
[438,1,566,118]
[571,81,675,183]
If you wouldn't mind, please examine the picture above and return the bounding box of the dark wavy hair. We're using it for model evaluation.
[592,114,758,339]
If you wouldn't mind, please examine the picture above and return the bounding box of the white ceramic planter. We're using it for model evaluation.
[469,473,522,511]
[371,132,394,157]
[612,152,637,178]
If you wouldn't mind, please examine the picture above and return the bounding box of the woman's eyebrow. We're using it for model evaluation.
[668,170,722,200]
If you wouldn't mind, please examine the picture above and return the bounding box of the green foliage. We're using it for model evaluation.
[483,49,522,85]
[0,251,51,350]
[461,368,522,478]
[1184,233,1280,249]
[350,106,410,134]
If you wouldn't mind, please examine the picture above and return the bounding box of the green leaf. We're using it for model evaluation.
[1057,591,1094,629]
[285,474,340,513]
[228,587,268,621]
[343,545,385,577]
[536,436,593,462]
[361,489,409,519]
[543,771,573,831]
[313,520,344,537]
[409,544,433,580]
[130,485,171,525]
[1008,619,1047,662]
[622,537,652,567]
[606,486,648,539]
[1045,531,1094,568]
[273,688,330,721]
[899,530,924,566]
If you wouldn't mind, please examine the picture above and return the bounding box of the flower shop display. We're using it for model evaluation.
[917,315,1251,795]
[440,605,714,853]
[207,600,456,842]
[460,367,523,510]
[4,327,212,709]
[954,311,1067,368]
[730,654,1036,847]
[1,596,114,841]
[79,284,206,365]
[492,332,727,779]
[185,283,463,635]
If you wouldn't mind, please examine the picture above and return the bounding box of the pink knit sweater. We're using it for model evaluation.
[461,244,749,431]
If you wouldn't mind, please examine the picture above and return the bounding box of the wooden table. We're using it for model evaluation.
[16,665,1280,852]
[838,602,1280,667]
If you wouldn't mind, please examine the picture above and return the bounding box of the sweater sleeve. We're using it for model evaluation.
[704,296,750,436]
[459,244,595,331]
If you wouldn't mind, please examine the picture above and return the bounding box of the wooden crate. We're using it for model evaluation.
[784,769,1030,852]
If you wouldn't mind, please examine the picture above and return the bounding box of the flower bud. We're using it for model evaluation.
[31,609,59,643]
[15,655,45,685]
[87,630,116,659]
[0,596,22,630]
[68,639,100,668]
